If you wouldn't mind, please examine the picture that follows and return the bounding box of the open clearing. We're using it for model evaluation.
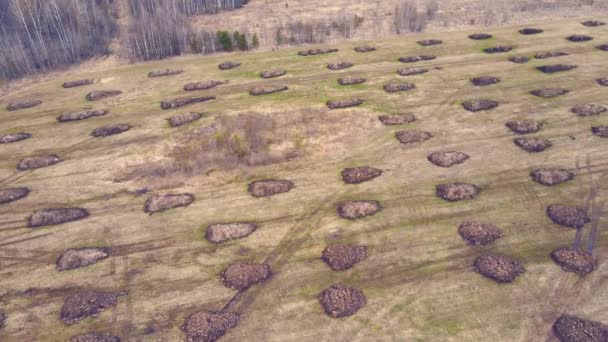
[0,18,607,342]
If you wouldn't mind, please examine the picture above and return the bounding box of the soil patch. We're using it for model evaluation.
[58,109,108,122]
[470,76,500,86]
[0,187,30,205]
[298,48,338,56]
[436,183,480,202]
[567,35,593,42]
[505,120,543,134]
[597,44,608,51]
[63,79,94,88]
[551,247,597,276]
[148,69,183,78]
[327,62,353,70]
[260,69,287,78]
[519,28,543,35]
[319,285,366,318]
[582,20,605,27]
[91,124,131,137]
[530,88,569,98]
[530,169,574,186]
[161,96,215,110]
[474,254,524,283]
[536,65,577,73]
[60,291,121,325]
[28,208,89,228]
[69,332,121,342]
[469,33,492,40]
[338,76,366,85]
[56,247,110,271]
[145,193,194,214]
[395,130,432,144]
[417,39,442,46]
[384,83,415,93]
[341,167,382,184]
[378,113,416,125]
[553,315,608,342]
[248,179,294,197]
[168,112,203,127]
[86,90,122,101]
[218,61,240,70]
[514,137,551,152]
[483,46,513,53]
[572,103,607,116]
[0,311,4,330]
[592,125,608,137]
[337,200,382,220]
[0,132,31,144]
[326,99,363,109]
[509,56,530,64]
[206,222,257,243]
[398,55,436,63]
[17,154,62,170]
[181,310,239,342]
[427,151,469,167]
[397,68,428,76]
[458,221,502,246]
[6,99,42,111]
[597,77,608,86]
[535,51,568,59]
[354,45,376,53]
[462,99,499,112]
[184,81,224,91]
[220,261,271,290]
[249,85,288,96]
[322,244,368,271]
[546,204,590,229]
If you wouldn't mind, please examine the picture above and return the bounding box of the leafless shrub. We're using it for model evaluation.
[394,1,435,34]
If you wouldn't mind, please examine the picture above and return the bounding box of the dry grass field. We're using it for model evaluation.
[1,17,607,342]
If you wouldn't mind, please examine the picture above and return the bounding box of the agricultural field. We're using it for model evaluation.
[1,17,608,342]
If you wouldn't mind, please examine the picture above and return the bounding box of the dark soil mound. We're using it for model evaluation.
[63,79,94,88]
[551,247,597,276]
[91,124,131,137]
[553,315,608,342]
[220,262,271,290]
[0,187,30,205]
[469,33,492,40]
[567,35,593,42]
[474,254,524,283]
[505,120,543,134]
[341,167,383,184]
[530,88,570,98]
[298,48,338,56]
[536,64,577,73]
[582,20,606,26]
[28,208,89,228]
[462,99,499,112]
[181,310,239,342]
[326,98,364,109]
[161,96,215,110]
[384,83,415,93]
[69,332,121,342]
[509,56,530,64]
[183,81,224,91]
[6,99,42,111]
[0,132,32,144]
[319,285,366,318]
[597,77,608,86]
[144,193,194,214]
[458,221,502,246]
[471,76,500,86]
[249,85,288,96]
[535,51,569,59]
[571,103,606,116]
[168,112,203,127]
[322,244,368,271]
[354,45,376,53]
[398,55,436,63]
[0,311,5,330]
[397,68,429,76]
[337,200,382,220]
[338,76,366,85]
[546,204,590,229]
[378,113,416,125]
[218,61,240,70]
[597,44,608,51]
[530,169,574,186]
[206,222,257,243]
[514,137,552,152]
[148,69,183,78]
[395,130,432,144]
[17,154,62,171]
[427,151,470,167]
[60,291,120,325]
[57,109,109,122]
[436,183,480,202]
[327,62,353,70]
[56,247,110,271]
[260,69,287,78]
[592,125,608,137]
[519,28,543,35]
[418,39,442,46]
[86,90,122,101]
[483,46,513,53]
[248,179,294,197]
